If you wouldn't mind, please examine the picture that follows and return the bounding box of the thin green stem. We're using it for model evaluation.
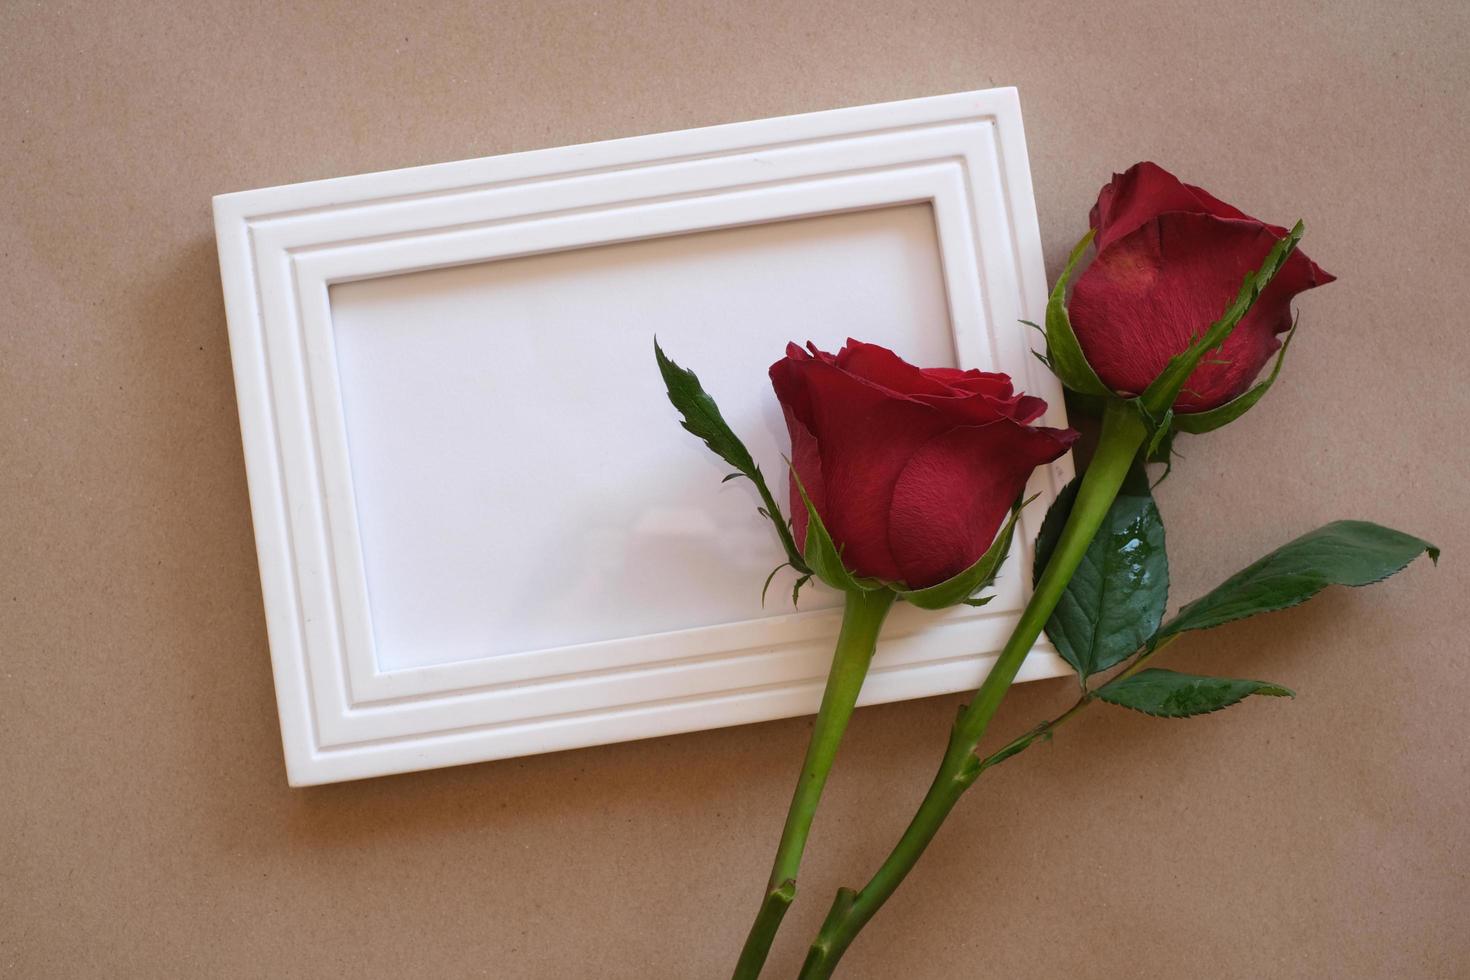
[799,399,1148,978]
[731,587,896,980]
[752,467,809,577]
[973,629,1185,781]
[973,693,1093,775]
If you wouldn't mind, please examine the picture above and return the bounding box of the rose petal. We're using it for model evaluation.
[888,421,1078,589]
[920,367,1015,399]
[919,366,977,383]
[803,342,838,366]
[771,341,1072,585]
[769,349,822,550]
[911,389,1047,426]
[1070,211,1334,411]
[1180,179,1255,225]
[1092,161,1260,251]
[1008,394,1049,424]
[918,369,1043,423]
[947,374,1016,398]
[780,404,825,552]
[834,339,957,397]
[775,355,950,581]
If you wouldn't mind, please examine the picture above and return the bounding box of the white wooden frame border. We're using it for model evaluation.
[214,88,1074,786]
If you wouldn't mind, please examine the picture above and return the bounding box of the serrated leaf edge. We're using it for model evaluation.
[1096,669,1294,718]
[1158,520,1439,641]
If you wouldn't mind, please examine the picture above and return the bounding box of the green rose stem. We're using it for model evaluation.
[732,585,897,980]
[973,634,1178,774]
[797,397,1149,978]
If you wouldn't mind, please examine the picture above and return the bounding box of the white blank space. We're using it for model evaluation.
[329,204,955,671]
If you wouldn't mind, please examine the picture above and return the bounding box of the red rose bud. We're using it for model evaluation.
[769,340,1077,590]
[1069,162,1335,413]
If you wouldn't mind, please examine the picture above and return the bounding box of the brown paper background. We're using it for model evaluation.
[3,1,1467,977]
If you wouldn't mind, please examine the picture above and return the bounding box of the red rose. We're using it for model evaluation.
[769,341,1077,590]
[1069,162,1335,412]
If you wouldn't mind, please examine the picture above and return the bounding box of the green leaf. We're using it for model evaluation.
[1097,668,1293,718]
[1032,477,1079,586]
[1159,520,1438,640]
[1041,230,1113,398]
[895,498,1032,610]
[654,339,809,573]
[791,467,882,594]
[654,338,757,475]
[1139,221,1304,419]
[1040,465,1168,679]
[1174,319,1298,435]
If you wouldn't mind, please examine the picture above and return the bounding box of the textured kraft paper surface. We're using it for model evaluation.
[2,2,1467,977]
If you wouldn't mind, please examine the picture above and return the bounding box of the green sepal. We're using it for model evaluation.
[1144,408,1174,458]
[1173,319,1299,435]
[761,562,793,607]
[654,339,810,574]
[790,467,883,594]
[1040,230,1113,398]
[1063,389,1109,420]
[1097,668,1293,718]
[894,497,1032,610]
[1157,520,1438,642]
[1138,221,1304,420]
[1036,464,1168,680]
[1145,425,1177,465]
[791,573,813,608]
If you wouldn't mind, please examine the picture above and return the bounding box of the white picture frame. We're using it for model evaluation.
[214,88,1075,786]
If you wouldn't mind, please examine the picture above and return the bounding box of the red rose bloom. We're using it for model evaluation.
[769,340,1077,590]
[1069,162,1335,412]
